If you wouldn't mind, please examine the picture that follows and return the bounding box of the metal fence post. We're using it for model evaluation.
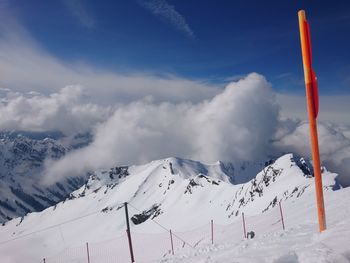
[211,220,214,244]
[279,201,285,230]
[170,229,174,255]
[86,242,90,263]
[125,202,135,262]
[242,213,247,239]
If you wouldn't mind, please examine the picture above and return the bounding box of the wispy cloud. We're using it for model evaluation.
[0,7,216,105]
[273,72,304,86]
[139,0,195,39]
[62,0,96,29]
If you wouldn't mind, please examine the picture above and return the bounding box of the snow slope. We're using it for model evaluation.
[163,186,350,263]
[0,153,346,263]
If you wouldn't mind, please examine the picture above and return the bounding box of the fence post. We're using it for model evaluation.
[124,202,135,263]
[210,219,214,244]
[242,213,247,239]
[86,242,90,263]
[169,229,174,255]
[43,258,46,263]
[279,201,285,230]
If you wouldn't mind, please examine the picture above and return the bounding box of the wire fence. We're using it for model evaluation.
[44,235,131,263]
[0,201,286,263]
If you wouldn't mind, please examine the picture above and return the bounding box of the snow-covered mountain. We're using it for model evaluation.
[0,132,87,222]
[0,153,344,263]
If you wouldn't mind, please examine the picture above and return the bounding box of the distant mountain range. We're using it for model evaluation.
[0,132,90,222]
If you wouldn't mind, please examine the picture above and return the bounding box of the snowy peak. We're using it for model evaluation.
[69,156,236,200]
[61,153,340,229]
[226,154,339,216]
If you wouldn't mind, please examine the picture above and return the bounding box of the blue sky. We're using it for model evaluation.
[10,0,350,95]
[1,0,350,185]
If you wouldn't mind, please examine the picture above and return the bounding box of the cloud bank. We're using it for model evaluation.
[276,94,350,125]
[42,73,278,183]
[38,73,350,186]
[274,120,350,186]
[1,70,349,186]
[0,86,110,135]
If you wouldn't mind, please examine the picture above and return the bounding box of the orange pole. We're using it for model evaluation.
[298,10,326,232]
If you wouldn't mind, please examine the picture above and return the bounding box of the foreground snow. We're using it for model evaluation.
[160,187,350,263]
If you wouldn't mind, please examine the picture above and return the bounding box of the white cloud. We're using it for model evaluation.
[62,0,96,29]
[42,73,279,183]
[277,94,350,125]
[0,86,111,134]
[139,0,195,39]
[39,74,350,186]
[273,120,350,186]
